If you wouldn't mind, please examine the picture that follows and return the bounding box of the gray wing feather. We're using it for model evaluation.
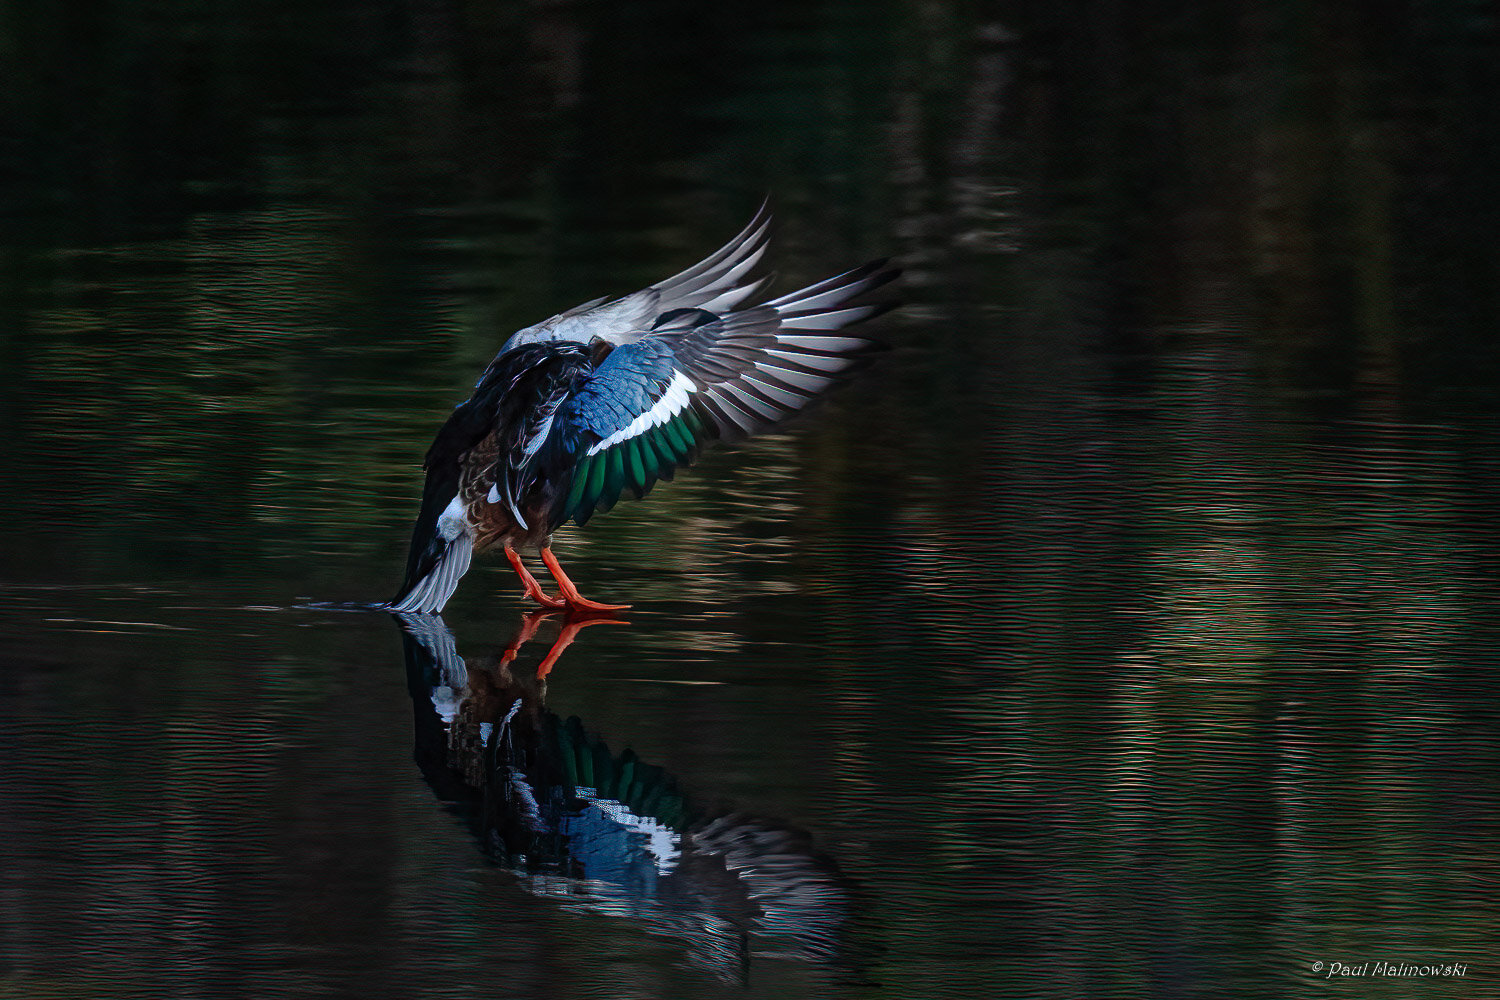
[650,203,771,308]
[660,260,898,439]
[501,206,897,450]
[498,203,773,353]
[541,257,897,443]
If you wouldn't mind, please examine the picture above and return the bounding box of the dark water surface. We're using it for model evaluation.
[3,3,1500,998]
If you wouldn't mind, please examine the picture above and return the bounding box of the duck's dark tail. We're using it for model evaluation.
[390,487,474,614]
[390,532,472,614]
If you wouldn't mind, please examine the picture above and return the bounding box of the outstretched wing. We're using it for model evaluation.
[523,259,897,530]
[498,203,773,354]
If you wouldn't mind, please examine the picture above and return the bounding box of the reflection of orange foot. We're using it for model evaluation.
[540,547,632,612]
[536,612,628,678]
[500,610,551,663]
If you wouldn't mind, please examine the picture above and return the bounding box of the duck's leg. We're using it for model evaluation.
[539,546,631,612]
[505,545,568,609]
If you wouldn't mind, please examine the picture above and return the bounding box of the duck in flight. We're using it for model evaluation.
[390,203,898,615]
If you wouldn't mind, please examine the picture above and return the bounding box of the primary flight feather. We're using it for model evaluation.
[390,203,898,614]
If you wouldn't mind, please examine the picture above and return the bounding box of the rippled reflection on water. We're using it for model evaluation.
[4,2,1500,998]
[396,611,860,983]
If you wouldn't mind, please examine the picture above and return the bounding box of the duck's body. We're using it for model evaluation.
[391,204,897,614]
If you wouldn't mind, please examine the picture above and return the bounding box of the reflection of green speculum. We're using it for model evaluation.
[396,611,852,980]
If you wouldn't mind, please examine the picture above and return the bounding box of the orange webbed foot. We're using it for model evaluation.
[564,596,632,613]
[539,546,632,614]
[524,586,569,610]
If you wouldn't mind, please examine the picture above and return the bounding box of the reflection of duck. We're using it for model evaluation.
[390,204,898,614]
[394,612,854,981]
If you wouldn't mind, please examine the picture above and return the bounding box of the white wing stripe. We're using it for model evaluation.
[585,370,698,456]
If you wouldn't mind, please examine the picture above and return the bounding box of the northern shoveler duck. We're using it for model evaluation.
[390,203,898,614]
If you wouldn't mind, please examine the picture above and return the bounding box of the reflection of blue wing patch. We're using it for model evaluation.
[559,793,683,884]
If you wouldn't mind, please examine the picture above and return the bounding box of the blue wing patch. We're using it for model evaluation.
[545,340,714,529]
[567,340,678,440]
